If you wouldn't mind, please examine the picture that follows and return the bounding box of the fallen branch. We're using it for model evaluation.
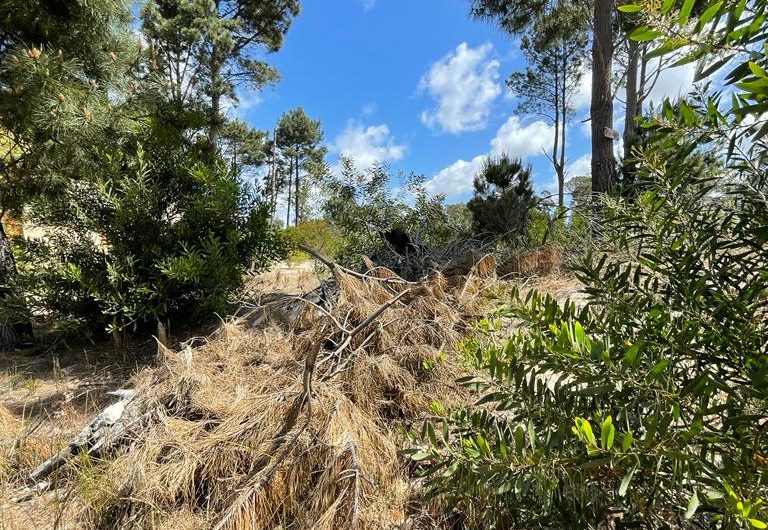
[298,244,418,285]
[16,389,141,501]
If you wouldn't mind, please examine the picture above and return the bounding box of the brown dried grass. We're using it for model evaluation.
[31,262,494,530]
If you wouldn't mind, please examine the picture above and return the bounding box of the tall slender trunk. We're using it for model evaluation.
[637,43,648,117]
[286,159,292,227]
[270,130,278,221]
[624,37,640,156]
[552,61,562,207]
[209,54,222,149]
[590,0,616,195]
[558,50,567,208]
[294,149,300,226]
[0,220,20,351]
[208,2,223,149]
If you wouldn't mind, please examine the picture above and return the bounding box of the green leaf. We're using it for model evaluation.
[527,419,537,449]
[749,519,768,529]
[679,0,696,25]
[661,0,676,12]
[698,1,723,28]
[601,416,615,450]
[623,340,642,365]
[619,465,637,496]
[685,491,700,519]
[618,4,643,13]
[622,431,633,452]
[411,451,432,461]
[749,61,768,78]
[630,26,664,41]
[648,359,670,378]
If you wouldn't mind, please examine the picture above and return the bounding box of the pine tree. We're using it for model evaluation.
[275,107,327,226]
[0,0,135,350]
[141,0,300,148]
[467,153,536,243]
[507,8,588,207]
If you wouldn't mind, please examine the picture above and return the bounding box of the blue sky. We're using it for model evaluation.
[223,0,697,204]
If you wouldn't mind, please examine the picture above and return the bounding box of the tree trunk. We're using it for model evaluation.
[624,37,640,157]
[590,0,616,195]
[0,220,20,351]
[552,66,562,207]
[294,151,300,227]
[558,51,567,209]
[286,159,292,228]
[208,15,222,151]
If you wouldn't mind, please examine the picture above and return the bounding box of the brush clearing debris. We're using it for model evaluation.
[4,247,510,530]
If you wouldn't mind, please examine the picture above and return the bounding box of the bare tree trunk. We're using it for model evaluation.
[590,0,616,195]
[0,220,20,351]
[270,130,278,222]
[286,159,292,228]
[624,37,640,157]
[637,42,649,117]
[294,151,300,227]
[558,52,567,208]
[552,69,562,207]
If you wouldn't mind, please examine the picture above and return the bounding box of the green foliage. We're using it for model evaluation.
[410,5,768,522]
[467,153,536,244]
[622,0,768,153]
[282,219,340,264]
[527,206,589,252]
[321,158,461,267]
[16,113,285,335]
[409,156,768,527]
[274,107,328,226]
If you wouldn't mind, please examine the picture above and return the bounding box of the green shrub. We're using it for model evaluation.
[467,154,536,244]
[16,114,286,337]
[283,219,341,264]
[408,129,768,528]
[322,158,463,267]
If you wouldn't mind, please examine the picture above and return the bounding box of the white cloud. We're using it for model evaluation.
[490,116,555,158]
[424,155,485,199]
[331,120,407,168]
[418,42,502,134]
[642,60,696,106]
[567,154,592,178]
[424,116,556,200]
[571,67,592,110]
[362,0,376,10]
[222,89,263,119]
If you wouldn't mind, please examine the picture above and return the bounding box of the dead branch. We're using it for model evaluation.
[298,244,418,285]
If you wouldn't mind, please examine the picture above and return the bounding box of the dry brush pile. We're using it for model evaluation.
[2,250,503,530]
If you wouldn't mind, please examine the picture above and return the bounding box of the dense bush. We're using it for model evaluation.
[467,153,536,245]
[14,113,285,338]
[283,219,341,263]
